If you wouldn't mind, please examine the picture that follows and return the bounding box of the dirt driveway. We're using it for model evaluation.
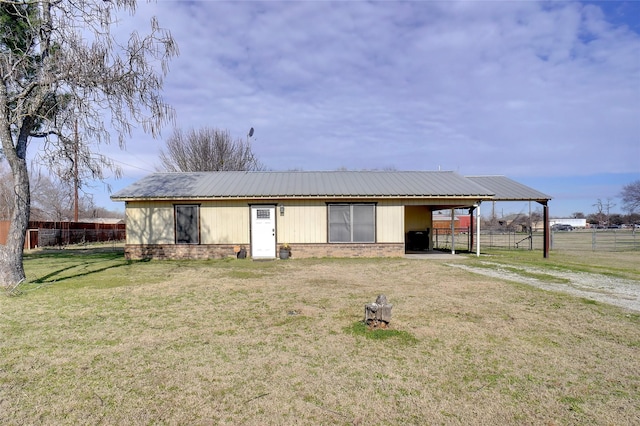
[449,262,640,312]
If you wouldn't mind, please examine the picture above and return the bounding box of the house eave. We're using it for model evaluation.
[111,194,494,203]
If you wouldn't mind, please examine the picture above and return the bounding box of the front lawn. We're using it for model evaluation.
[1,248,638,424]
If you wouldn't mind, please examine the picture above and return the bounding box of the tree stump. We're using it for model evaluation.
[364,294,392,328]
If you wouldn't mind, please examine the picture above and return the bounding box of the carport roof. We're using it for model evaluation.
[111,170,498,200]
[465,175,551,202]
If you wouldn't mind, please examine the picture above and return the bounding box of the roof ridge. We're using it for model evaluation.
[150,170,459,174]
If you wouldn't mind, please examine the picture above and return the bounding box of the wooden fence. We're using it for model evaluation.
[0,221,125,249]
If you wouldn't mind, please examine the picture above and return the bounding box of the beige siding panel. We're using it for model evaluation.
[127,200,252,245]
[275,200,404,244]
[200,201,250,244]
[405,205,432,233]
[277,201,327,244]
[377,201,404,243]
[126,201,174,245]
[125,197,474,246]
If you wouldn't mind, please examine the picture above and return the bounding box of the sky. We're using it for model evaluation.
[47,1,640,217]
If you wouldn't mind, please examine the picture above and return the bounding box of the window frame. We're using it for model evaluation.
[174,204,201,244]
[327,203,376,243]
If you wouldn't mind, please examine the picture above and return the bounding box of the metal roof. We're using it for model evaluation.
[111,171,497,200]
[465,175,551,201]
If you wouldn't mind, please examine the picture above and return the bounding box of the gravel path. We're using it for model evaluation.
[449,263,640,312]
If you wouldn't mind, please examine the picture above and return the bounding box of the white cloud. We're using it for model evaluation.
[76,0,640,213]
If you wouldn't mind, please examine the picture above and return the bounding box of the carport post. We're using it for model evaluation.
[450,208,455,254]
[476,203,480,257]
[542,201,550,258]
[469,206,474,252]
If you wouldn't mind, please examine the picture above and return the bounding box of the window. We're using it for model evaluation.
[256,208,271,219]
[175,205,200,244]
[328,204,375,243]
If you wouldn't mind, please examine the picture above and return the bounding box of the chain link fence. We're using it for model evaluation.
[550,229,639,252]
[432,228,640,252]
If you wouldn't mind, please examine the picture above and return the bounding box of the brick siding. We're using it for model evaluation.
[287,243,405,258]
[125,243,405,260]
[125,244,241,260]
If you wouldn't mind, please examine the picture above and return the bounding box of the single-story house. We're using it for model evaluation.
[110,171,552,260]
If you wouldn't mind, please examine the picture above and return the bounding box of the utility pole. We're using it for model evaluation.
[73,120,79,222]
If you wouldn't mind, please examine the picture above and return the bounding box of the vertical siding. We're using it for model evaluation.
[277,200,327,244]
[126,201,175,244]
[377,201,404,243]
[276,200,407,244]
[125,197,470,247]
[275,200,405,244]
[127,200,251,245]
[200,201,249,244]
[405,205,432,232]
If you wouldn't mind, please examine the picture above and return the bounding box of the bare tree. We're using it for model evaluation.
[621,180,640,214]
[0,0,178,289]
[2,161,110,221]
[158,127,264,172]
[38,125,123,220]
[29,170,78,221]
[83,206,124,220]
[592,199,606,227]
[1,163,95,221]
[529,208,543,230]
[592,198,617,227]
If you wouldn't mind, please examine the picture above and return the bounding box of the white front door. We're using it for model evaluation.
[250,205,276,259]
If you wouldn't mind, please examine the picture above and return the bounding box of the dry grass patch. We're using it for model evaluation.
[467,248,640,281]
[1,251,639,425]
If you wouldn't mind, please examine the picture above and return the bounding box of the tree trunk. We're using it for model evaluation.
[0,160,29,289]
[0,97,30,289]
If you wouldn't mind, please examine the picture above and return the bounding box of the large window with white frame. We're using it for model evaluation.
[175,204,200,244]
[328,203,376,243]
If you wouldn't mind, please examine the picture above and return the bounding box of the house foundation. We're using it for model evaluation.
[124,242,406,260]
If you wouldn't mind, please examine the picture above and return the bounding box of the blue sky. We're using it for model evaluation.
[55,1,640,217]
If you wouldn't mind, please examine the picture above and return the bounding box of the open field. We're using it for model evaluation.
[435,228,640,252]
[1,247,639,425]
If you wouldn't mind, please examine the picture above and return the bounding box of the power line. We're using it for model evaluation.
[110,157,155,173]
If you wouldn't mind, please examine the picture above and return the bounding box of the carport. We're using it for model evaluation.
[465,176,552,258]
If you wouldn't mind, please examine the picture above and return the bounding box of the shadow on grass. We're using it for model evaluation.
[29,250,149,285]
[32,260,126,284]
[24,246,125,259]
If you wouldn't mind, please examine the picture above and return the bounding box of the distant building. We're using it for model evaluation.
[550,218,587,228]
[432,213,470,233]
